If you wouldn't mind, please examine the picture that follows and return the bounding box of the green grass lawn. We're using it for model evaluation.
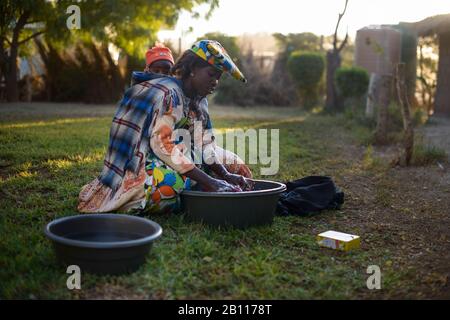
[0,103,445,299]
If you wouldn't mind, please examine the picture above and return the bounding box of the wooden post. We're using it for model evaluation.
[374,75,392,144]
[396,63,414,165]
[366,73,380,118]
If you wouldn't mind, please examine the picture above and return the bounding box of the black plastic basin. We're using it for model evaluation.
[44,214,162,275]
[181,179,286,229]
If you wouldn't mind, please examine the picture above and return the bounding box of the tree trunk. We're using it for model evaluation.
[434,31,450,116]
[4,11,30,102]
[0,42,6,97]
[325,50,342,112]
[33,38,52,101]
[5,44,19,102]
[101,44,125,101]
[374,75,393,144]
[396,63,414,165]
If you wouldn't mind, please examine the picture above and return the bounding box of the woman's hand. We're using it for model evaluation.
[205,163,254,191]
[183,166,244,192]
[223,173,254,191]
[201,178,242,192]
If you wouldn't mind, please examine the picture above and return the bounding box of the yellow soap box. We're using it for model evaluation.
[317,230,360,251]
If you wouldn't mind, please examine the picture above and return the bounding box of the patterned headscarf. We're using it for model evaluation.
[190,40,247,83]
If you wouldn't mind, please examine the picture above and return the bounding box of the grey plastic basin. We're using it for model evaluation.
[44,214,162,275]
[181,179,286,229]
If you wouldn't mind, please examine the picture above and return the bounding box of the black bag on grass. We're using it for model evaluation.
[276,176,344,216]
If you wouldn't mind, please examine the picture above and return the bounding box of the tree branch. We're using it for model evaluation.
[0,45,6,64]
[14,10,30,33]
[337,30,349,53]
[333,0,349,50]
[18,30,45,46]
[1,36,12,46]
[11,10,31,47]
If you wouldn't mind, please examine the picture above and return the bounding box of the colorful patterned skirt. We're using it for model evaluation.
[78,146,253,215]
[140,147,253,215]
[140,151,192,214]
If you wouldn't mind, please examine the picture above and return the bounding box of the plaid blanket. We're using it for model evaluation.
[99,74,183,192]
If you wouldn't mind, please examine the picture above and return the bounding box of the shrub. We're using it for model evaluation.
[387,103,426,132]
[213,74,250,106]
[362,145,385,170]
[213,48,297,107]
[287,51,324,109]
[344,104,377,129]
[412,144,448,165]
[335,66,369,99]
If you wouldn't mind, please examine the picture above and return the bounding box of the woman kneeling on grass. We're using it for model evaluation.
[78,40,253,214]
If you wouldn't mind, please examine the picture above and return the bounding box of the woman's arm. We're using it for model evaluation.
[149,93,239,192]
[207,162,229,179]
[207,163,253,191]
[198,104,252,191]
[150,113,195,174]
[183,166,240,192]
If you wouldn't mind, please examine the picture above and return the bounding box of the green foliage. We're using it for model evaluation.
[343,104,377,130]
[202,33,295,107]
[0,1,52,40]
[271,33,354,108]
[55,0,218,56]
[412,108,427,126]
[344,102,427,146]
[362,145,385,170]
[1,0,219,102]
[342,114,375,145]
[386,103,426,132]
[288,52,324,89]
[412,144,448,166]
[273,33,323,58]
[335,67,369,99]
[287,51,325,108]
[214,72,295,107]
[0,0,219,68]
[213,74,248,106]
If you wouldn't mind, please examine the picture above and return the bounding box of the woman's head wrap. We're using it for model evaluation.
[190,40,247,83]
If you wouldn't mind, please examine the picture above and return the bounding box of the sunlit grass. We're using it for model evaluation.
[0,104,412,299]
[0,117,103,129]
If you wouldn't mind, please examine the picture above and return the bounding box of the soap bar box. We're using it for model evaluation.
[317,230,360,251]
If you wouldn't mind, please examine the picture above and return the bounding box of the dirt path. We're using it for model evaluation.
[256,114,450,298]
[351,165,450,298]
[329,126,450,298]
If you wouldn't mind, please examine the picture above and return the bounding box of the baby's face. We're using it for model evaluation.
[147,60,173,75]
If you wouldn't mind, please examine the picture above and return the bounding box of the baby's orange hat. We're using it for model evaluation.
[145,43,174,66]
